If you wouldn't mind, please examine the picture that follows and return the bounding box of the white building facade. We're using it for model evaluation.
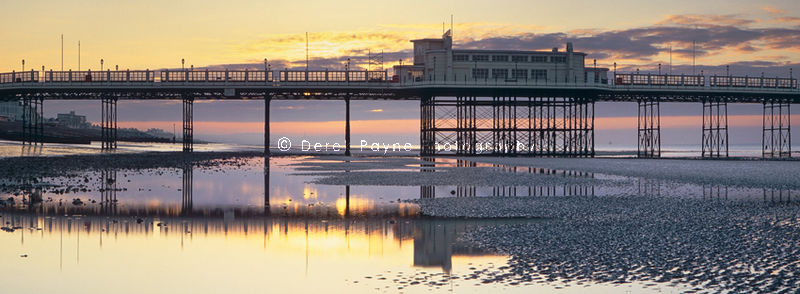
[395,31,608,85]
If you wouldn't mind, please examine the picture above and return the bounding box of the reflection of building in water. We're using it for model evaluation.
[413,219,515,273]
[414,221,455,272]
[3,213,497,273]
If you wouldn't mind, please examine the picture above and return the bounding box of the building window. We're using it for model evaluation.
[511,69,527,80]
[472,68,488,79]
[492,55,509,62]
[532,69,547,80]
[453,55,469,62]
[552,56,566,63]
[491,69,508,79]
[511,56,528,62]
[472,55,489,62]
[531,56,548,63]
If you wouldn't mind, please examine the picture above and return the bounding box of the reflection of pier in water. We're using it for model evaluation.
[181,163,192,216]
[638,178,662,197]
[7,155,419,218]
[420,158,595,198]
[1,212,513,273]
[763,187,793,203]
[702,183,727,200]
[99,168,118,215]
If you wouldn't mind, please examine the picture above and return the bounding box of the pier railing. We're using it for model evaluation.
[0,70,798,94]
[0,69,391,84]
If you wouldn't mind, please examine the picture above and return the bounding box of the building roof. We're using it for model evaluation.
[452,49,587,56]
[410,38,444,43]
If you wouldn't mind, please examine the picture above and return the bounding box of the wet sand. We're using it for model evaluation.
[2,152,799,292]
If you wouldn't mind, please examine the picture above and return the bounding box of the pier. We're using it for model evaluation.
[0,68,796,158]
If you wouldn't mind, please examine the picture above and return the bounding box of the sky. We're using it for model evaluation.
[2,0,799,149]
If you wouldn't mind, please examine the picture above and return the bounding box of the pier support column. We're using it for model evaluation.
[492,97,516,155]
[182,96,194,152]
[422,96,594,157]
[762,99,791,158]
[345,95,351,156]
[21,95,44,145]
[101,96,118,150]
[420,96,435,156]
[529,97,594,157]
[456,97,477,155]
[265,96,271,155]
[637,98,661,158]
[701,98,729,158]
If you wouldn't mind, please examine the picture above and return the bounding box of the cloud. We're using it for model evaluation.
[369,109,383,113]
[168,15,800,77]
[761,5,787,16]
[456,16,800,65]
[774,16,800,25]
[657,14,758,27]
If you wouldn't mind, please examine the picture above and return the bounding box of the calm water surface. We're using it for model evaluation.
[0,140,791,293]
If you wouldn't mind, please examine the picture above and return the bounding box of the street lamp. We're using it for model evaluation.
[100,59,104,71]
[182,58,185,70]
[433,56,436,81]
[613,62,617,86]
[22,59,25,71]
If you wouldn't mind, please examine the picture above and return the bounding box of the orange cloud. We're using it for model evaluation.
[774,16,800,25]
[761,5,787,16]
[657,14,757,27]
[234,22,548,64]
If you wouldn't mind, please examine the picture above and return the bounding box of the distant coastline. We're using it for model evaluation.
[0,121,176,144]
